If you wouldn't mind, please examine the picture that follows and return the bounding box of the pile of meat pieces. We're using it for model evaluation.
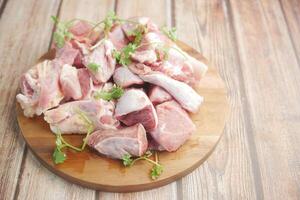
[16,17,207,159]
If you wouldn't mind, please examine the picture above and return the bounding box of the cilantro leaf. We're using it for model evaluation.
[52,147,66,164]
[122,154,133,167]
[103,11,118,35]
[151,164,163,180]
[94,85,124,101]
[161,26,177,42]
[127,24,148,46]
[87,63,101,72]
[118,43,137,66]
[51,16,73,48]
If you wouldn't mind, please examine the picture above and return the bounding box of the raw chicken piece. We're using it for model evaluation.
[150,100,196,152]
[87,124,148,159]
[77,68,93,99]
[109,25,129,50]
[60,64,82,100]
[55,43,80,66]
[148,86,172,105]
[113,67,144,88]
[115,89,158,131]
[16,60,63,117]
[131,49,157,64]
[44,99,119,134]
[83,39,116,83]
[140,73,203,113]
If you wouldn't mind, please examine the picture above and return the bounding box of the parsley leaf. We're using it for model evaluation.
[114,43,137,66]
[122,154,133,167]
[87,63,101,72]
[51,16,73,48]
[94,85,124,101]
[161,26,177,42]
[127,24,148,46]
[151,164,163,180]
[53,147,66,164]
[103,11,118,36]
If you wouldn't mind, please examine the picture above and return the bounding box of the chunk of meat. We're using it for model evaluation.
[77,68,92,99]
[55,43,80,66]
[150,101,196,152]
[87,124,148,159]
[16,60,63,117]
[113,67,144,88]
[60,64,82,100]
[148,86,172,105]
[147,135,165,151]
[131,49,157,64]
[115,89,158,131]
[140,73,203,113]
[109,25,129,50]
[44,100,119,134]
[83,39,116,83]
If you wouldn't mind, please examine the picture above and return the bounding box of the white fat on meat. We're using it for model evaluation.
[113,67,144,88]
[148,86,172,105]
[140,73,203,113]
[150,100,196,152]
[60,64,82,100]
[83,39,116,83]
[115,89,158,131]
[44,99,119,134]
[16,60,63,117]
[87,124,148,159]
[131,49,157,64]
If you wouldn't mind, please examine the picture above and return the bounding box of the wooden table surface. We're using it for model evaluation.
[0,0,299,199]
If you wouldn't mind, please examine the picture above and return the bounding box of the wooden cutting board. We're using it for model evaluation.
[16,41,230,192]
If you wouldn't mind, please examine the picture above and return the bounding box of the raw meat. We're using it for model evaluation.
[16,60,63,117]
[131,49,157,64]
[60,64,82,100]
[115,89,158,131]
[83,39,116,83]
[44,99,119,134]
[113,66,144,88]
[140,73,203,113]
[150,100,196,152]
[109,25,129,50]
[148,86,172,105]
[87,124,148,159]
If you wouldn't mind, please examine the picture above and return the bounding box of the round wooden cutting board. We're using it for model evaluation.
[16,41,230,192]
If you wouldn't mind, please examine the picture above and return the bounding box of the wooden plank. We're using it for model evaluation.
[0,0,60,199]
[174,0,259,199]
[229,0,300,198]
[279,0,300,63]
[98,0,177,198]
[15,0,114,199]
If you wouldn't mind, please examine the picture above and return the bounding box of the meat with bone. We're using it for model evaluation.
[140,73,203,113]
[87,124,148,159]
[60,64,82,100]
[115,89,158,131]
[113,66,144,88]
[16,60,63,117]
[83,39,116,83]
[148,86,172,105]
[44,99,119,134]
[150,100,196,152]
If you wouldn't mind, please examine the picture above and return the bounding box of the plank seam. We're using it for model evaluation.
[0,0,8,19]
[277,0,300,67]
[224,0,264,199]
[12,147,28,200]
[47,0,64,50]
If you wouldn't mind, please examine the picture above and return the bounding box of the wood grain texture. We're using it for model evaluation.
[14,0,115,199]
[229,0,300,198]
[279,0,300,63]
[0,0,60,200]
[174,0,259,199]
[16,41,229,192]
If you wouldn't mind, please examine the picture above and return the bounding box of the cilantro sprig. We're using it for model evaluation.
[122,151,164,180]
[87,62,101,72]
[94,85,124,101]
[51,16,74,48]
[113,43,137,66]
[52,111,94,164]
[161,26,177,42]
